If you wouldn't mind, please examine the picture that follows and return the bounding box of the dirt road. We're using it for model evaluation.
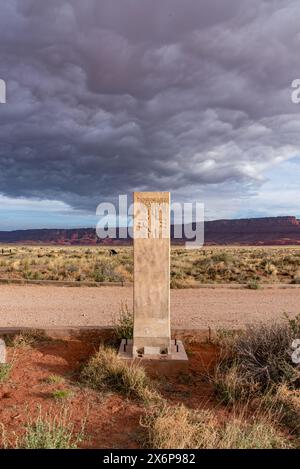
[0,284,299,329]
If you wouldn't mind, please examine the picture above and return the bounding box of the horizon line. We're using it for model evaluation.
[0,214,299,233]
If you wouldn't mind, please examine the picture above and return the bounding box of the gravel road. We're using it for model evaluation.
[0,284,299,329]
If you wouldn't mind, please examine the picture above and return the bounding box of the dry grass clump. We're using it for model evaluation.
[213,364,260,405]
[219,419,289,449]
[45,374,65,384]
[263,384,300,437]
[141,403,289,449]
[80,346,160,403]
[213,320,300,403]
[141,404,214,449]
[113,302,133,340]
[5,329,50,348]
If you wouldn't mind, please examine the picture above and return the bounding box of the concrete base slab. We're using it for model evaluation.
[118,339,188,376]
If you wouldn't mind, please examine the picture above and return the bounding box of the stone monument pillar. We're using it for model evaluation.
[132,192,171,355]
[118,191,188,374]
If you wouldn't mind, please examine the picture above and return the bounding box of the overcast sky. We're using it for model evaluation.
[0,0,300,230]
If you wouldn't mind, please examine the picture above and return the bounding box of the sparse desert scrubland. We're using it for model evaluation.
[1,245,300,287]
[1,314,300,449]
[170,246,300,287]
[0,246,133,283]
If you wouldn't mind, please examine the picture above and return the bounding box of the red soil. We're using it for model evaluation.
[0,339,219,449]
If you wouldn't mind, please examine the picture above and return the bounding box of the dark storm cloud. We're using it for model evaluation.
[0,0,300,211]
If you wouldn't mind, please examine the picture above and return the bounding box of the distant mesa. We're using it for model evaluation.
[0,216,299,246]
[203,216,300,245]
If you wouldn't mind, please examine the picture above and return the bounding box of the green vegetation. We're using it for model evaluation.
[19,408,84,449]
[51,389,73,401]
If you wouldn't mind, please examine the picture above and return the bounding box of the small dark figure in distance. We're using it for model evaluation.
[109,249,118,256]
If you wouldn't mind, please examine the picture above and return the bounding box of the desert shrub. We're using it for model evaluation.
[0,364,11,383]
[19,408,85,449]
[211,252,233,265]
[93,261,122,283]
[233,324,297,388]
[264,262,278,276]
[213,363,259,405]
[66,264,78,274]
[246,280,261,290]
[80,346,159,403]
[213,322,300,402]
[113,303,133,340]
[141,403,288,449]
[93,268,105,282]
